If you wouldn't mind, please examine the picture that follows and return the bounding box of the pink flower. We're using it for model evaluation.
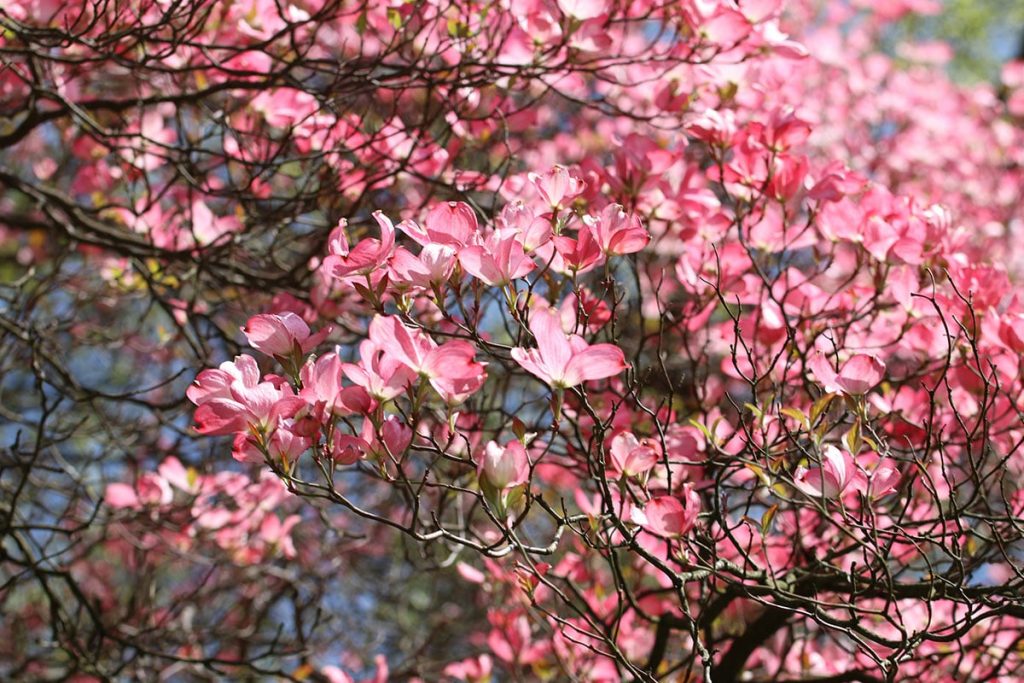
[528,165,586,208]
[342,339,416,402]
[265,427,311,466]
[459,232,535,285]
[365,415,414,460]
[793,445,859,499]
[298,353,373,419]
[389,244,456,289]
[699,8,751,46]
[188,355,305,435]
[186,353,260,405]
[323,212,395,279]
[550,228,605,274]
[511,309,627,389]
[686,109,738,146]
[332,432,369,464]
[104,483,141,510]
[583,204,649,256]
[998,312,1024,352]
[433,370,487,406]
[320,656,388,683]
[807,351,885,396]
[557,290,612,333]
[478,440,530,490]
[443,654,493,682]
[369,316,487,403]
[105,473,173,510]
[607,432,659,478]
[498,201,551,252]
[333,416,413,464]
[397,201,480,247]
[233,433,266,464]
[241,312,331,357]
[157,457,199,494]
[866,458,901,499]
[257,513,301,559]
[632,487,700,538]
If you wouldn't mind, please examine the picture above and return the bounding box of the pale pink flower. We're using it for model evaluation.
[478,440,530,490]
[557,0,608,20]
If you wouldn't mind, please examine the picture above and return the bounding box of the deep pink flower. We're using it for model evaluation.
[550,228,605,274]
[332,432,369,465]
[632,487,700,538]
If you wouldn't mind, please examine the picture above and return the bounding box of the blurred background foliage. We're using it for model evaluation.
[895,0,1024,82]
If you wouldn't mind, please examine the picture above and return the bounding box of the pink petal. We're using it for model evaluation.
[105,483,140,509]
[836,354,885,395]
[563,343,627,386]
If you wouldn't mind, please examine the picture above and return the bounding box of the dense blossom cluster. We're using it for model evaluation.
[4,0,1024,680]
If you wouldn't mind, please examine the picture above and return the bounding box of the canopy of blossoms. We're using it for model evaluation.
[3,0,1024,680]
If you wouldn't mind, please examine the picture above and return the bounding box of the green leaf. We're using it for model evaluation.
[844,420,861,455]
[746,463,769,486]
[781,407,809,429]
[810,394,834,424]
[689,419,716,447]
[387,8,402,30]
[761,504,778,536]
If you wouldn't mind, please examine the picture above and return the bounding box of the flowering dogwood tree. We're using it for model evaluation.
[3,0,1024,680]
